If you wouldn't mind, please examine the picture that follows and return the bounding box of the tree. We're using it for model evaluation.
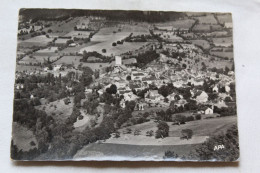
[201,62,206,71]
[112,42,117,46]
[190,125,239,161]
[106,84,117,94]
[125,100,136,111]
[195,114,201,120]
[155,121,169,138]
[126,75,131,81]
[181,129,193,140]
[102,49,106,53]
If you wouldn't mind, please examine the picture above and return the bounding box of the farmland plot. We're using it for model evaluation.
[156,19,196,29]
[18,35,53,47]
[190,39,211,49]
[79,27,147,56]
[64,30,92,38]
[212,37,233,47]
[194,14,218,24]
[53,56,82,66]
[193,24,223,32]
[217,14,232,24]
[210,47,233,59]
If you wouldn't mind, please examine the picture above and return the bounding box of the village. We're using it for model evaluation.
[12,10,238,161]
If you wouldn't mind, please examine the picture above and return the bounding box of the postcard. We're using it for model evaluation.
[11,9,239,161]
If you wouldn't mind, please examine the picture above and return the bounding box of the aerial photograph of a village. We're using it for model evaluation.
[11,9,239,161]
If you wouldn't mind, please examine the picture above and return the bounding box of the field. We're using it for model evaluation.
[55,38,69,44]
[74,143,198,160]
[41,17,83,35]
[15,64,42,72]
[154,31,183,42]
[210,47,233,59]
[156,19,196,29]
[73,116,237,160]
[18,35,53,47]
[53,56,82,66]
[204,31,229,37]
[193,24,223,32]
[19,55,59,65]
[64,30,92,38]
[212,37,233,47]
[80,39,147,56]
[12,122,38,152]
[82,62,111,71]
[59,42,98,54]
[92,116,236,147]
[194,14,218,24]
[121,24,150,36]
[190,39,211,49]
[217,14,232,24]
[210,51,233,59]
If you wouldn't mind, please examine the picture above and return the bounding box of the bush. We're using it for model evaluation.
[186,116,195,122]
[112,42,117,46]
[146,130,154,137]
[163,151,179,159]
[181,129,193,140]
[102,49,106,53]
[155,121,169,138]
[174,114,186,124]
[195,114,202,120]
[134,129,141,136]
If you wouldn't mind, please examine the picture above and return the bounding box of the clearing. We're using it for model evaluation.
[12,122,38,152]
[73,143,198,161]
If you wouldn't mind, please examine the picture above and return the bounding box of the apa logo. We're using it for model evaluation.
[214,144,225,151]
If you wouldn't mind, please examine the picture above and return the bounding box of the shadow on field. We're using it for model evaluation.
[13,160,239,168]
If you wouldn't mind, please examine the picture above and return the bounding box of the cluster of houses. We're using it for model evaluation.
[87,54,235,115]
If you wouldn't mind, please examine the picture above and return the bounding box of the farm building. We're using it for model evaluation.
[205,107,214,114]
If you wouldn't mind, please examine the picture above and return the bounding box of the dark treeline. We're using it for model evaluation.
[19,9,186,23]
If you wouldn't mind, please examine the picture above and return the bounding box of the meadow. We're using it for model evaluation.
[74,143,198,160]
[194,14,218,24]
[190,39,211,49]
[156,19,196,29]
[79,26,148,56]
[18,35,53,47]
[12,122,38,152]
[216,14,232,24]
[212,37,233,47]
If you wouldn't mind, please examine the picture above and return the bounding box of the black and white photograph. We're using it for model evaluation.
[11,8,239,161]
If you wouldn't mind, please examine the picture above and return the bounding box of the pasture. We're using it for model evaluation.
[193,24,223,32]
[190,39,211,49]
[210,47,233,59]
[15,64,42,72]
[41,17,83,35]
[19,55,59,65]
[194,14,218,24]
[212,37,233,47]
[210,50,233,59]
[204,31,229,37]
[156,19,196,29]
[74,143,198,160]
[18,35,53,47]
[217,14,232,24]
[64,30,92,38]
[53,56,82,66]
